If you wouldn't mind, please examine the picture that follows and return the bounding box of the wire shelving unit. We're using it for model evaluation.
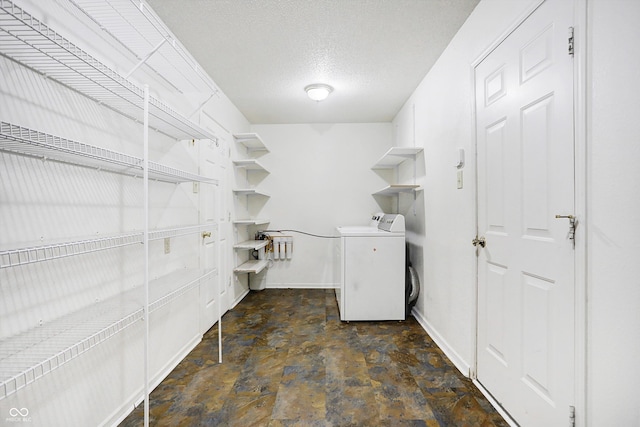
[0,224,216,270]
[0,1,223,418]
[0,0,215,141]
[0,268,216,400]
[0,122,217,184]
[67,0,219,103]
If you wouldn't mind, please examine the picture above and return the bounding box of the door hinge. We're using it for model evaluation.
[569,405,576,427]
[568,27,575,56]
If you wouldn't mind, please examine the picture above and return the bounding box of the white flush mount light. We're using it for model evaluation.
[305,83,333,102]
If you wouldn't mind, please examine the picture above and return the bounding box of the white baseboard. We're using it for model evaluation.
[231,287,250,309]
[411,307,471,378]
[411,308,518,425]
[264,283,337,289]
[473,379,519,427]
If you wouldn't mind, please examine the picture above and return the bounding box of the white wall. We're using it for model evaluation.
[394,0,640,425]
[246,123,393,288]
[393,0,542,374]
[586,0,640,424]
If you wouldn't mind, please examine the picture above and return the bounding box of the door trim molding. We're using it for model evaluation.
[470,0,546,69]
[572,1,588,426]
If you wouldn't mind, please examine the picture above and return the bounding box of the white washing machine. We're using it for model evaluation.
[334,214,405,321]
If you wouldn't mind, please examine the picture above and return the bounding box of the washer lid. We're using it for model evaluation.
[336,226,391,237]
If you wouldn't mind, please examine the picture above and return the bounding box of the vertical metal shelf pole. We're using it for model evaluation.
[143,85,150,427]
[218,272,222,364]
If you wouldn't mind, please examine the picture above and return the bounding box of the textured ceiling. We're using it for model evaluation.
[146,0,480,124]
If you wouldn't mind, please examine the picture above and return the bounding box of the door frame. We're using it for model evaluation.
[469,0,588,424]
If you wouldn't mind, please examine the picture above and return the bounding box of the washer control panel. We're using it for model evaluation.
[378,214,405,233]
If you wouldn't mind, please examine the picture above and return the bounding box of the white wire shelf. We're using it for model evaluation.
[68,0,219,103]
[0,268,216,400]
[371,147,424,169]
[0,234,142,269]
[0,224,216,269]
[0,122,217,184]
[0,1,215,142]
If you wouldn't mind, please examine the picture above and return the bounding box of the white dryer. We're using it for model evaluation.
[334,214,405,321]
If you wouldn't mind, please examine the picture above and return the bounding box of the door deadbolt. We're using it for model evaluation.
[472,236,486,248]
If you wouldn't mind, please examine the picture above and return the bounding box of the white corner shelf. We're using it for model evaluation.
[232,189,270,198]
[233,259,268,275]
[0,2,214,142]
[372,147,424,169]
[233,219,270,226]
[0,268,216,400]
[233,133,269,153]
[232,132,270,277]
[232,159,269,173]
[373,184,421,196]
[0,122,217,184]
[233,240,269,251]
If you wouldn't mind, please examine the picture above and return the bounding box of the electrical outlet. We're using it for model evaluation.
[164,238,170,254]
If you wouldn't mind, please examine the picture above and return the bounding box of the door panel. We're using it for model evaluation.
[198,113,228,335]
[199,145,219,335]
[475,0,575,425]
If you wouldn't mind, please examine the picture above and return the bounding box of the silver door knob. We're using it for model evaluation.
[472,236,486,248]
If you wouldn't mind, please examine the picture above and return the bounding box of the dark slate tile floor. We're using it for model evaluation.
[120,289,508,426]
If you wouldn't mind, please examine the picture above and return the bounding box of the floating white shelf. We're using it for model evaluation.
[233,240,269,251]
[232,159,269,173]
[0,2,214,141]
[233,259,268,275]
[372,147,424,169]
[0,122,217,184]
[233,133,269,153]
[373,184,421,196]
[0,268,216,400]
[233,189,270,198]
[232,219,270,226]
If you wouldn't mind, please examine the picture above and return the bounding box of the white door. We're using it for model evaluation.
[475,0,575,425]
[199,136,221,335]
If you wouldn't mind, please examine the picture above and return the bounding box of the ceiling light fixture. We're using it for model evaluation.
[305,83,333,102]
